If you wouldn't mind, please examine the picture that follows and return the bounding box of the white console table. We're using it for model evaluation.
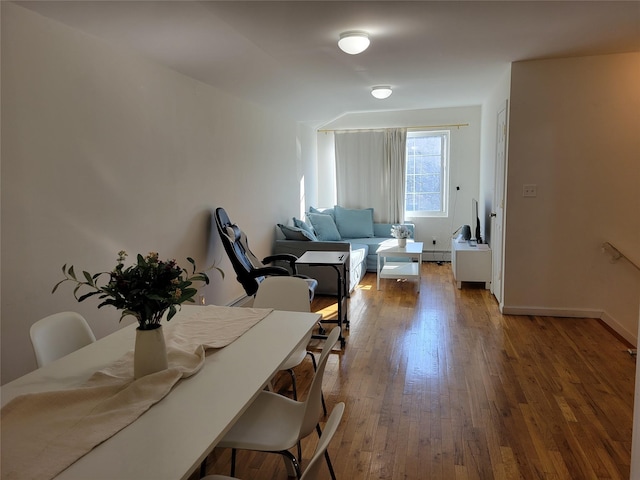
[451,239,491,289]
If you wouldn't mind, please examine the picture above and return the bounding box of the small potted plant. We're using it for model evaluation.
[390,225,411,247]
[53,251,221,378]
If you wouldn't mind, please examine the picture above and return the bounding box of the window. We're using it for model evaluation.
[405,130,449,217]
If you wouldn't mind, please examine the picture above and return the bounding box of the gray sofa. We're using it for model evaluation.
[273,206,415,295]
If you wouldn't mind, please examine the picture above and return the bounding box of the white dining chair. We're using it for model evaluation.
[29,311,96,367]
[202,402,345,480]
[216,326,341,480]
[253,276,325,412]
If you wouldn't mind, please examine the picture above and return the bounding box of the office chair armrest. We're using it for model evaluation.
[247,266,292,278]
[263,254,299,274]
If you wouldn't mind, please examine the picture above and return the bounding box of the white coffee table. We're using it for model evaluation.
[376,240,424,292]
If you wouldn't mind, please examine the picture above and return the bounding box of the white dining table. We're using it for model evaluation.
[1,305,321,480]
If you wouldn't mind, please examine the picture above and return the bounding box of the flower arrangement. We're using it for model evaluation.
[390,224,411,239]
[52,251,221,330]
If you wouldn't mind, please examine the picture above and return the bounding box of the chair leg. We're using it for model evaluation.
[306,351,318,371]
[316,424,337,480]
[321,391,328,416]
[306,352,327,415]
[278,449,302,479]
[199,458,207,478]
[288,368,298,400]
[230,448,237,477]
[231,448,301,479]
[324,450,337,480]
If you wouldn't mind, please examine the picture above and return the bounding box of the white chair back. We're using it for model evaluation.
[201,404,344,480]
[299,326,340,438]
[30,311,96,367]
[253,276,311,312]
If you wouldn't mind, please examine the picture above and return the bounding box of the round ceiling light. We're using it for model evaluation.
[338,31,370,55]
[371,86,393,99]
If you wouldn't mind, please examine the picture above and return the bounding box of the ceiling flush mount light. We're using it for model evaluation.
[371,86,393,99]
[338,31,370,55]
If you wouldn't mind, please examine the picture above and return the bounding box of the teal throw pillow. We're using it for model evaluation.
[277,224,316,241]
[334,206,374,238]
[307,213,342,241]
[293,217,315,237]
[309,206,335,220]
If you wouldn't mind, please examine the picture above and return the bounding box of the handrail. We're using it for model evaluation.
[601,242,640,272]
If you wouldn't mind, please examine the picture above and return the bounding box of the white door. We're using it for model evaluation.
[492,101,508,305]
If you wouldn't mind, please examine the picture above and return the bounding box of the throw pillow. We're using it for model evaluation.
[293,217,315,237]
[307,213,342,241]
[309,206,335,220]
[277,224,316,241]
[334,205,374,238]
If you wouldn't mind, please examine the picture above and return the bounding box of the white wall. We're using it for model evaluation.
[503,53,640,344]
[316,106,482,253]
[1,3,309,383]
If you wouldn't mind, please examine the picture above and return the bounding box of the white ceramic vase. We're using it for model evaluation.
[398,238,407,248]
[134,325,168,379]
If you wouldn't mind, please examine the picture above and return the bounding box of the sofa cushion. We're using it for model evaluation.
[277,224,316,241]
[334,206,374,239]
[307,213,342,241]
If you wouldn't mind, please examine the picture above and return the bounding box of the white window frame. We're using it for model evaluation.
[404,130,450,218]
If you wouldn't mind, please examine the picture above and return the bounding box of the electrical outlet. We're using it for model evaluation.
[432,236,437,245]
[523,184,537,197]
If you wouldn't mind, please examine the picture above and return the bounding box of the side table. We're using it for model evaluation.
[296,251,349,348]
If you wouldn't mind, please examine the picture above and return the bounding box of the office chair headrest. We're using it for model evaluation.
[225,225,242,242]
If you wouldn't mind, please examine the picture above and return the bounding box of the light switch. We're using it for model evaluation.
[523,184,537,197]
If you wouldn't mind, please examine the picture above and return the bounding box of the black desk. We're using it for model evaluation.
[296,251,349,348]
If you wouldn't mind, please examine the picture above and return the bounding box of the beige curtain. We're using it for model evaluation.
[384,128,407,223]
[335,128,406,223]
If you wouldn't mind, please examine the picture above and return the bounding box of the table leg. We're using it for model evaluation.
[417,253,422,293]
[330,264,346,348]
[307,262,347,348]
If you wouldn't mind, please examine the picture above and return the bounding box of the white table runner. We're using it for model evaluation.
[1,306,271,480]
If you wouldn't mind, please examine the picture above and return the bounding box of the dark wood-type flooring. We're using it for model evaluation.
[198,263,636,479]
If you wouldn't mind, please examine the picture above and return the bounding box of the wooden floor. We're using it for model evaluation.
[199,263,636,480]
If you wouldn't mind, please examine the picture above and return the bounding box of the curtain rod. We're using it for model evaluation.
[317,123,470,133]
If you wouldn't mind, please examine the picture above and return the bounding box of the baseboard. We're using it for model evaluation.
[601,310,637,347]
[421,250,451,263]
[501,305,637,347]
[500,306,602,318]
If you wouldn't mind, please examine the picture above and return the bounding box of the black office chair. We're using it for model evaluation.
[214,207,318,300]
